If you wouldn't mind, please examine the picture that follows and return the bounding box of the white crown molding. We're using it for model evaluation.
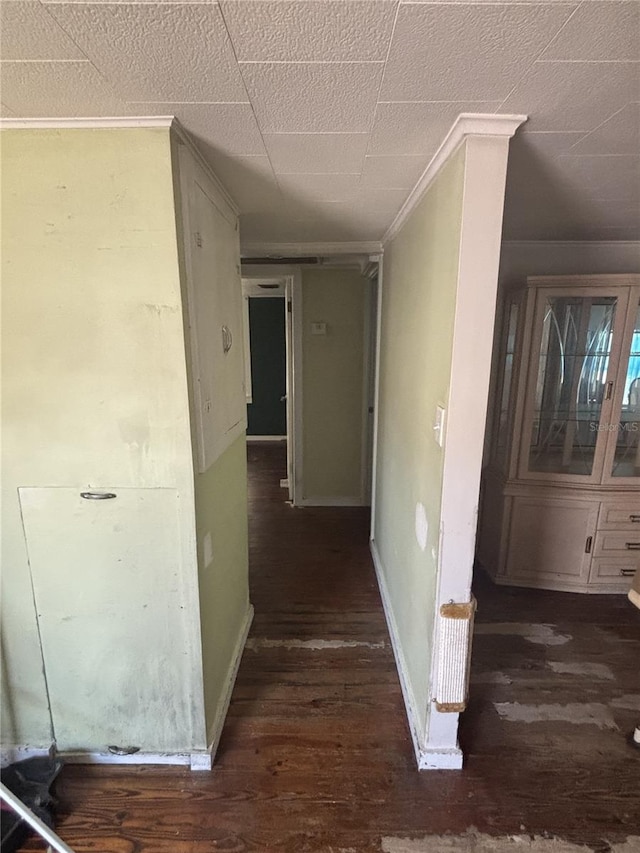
[383,113,527,245]
[0,116,175,130]
[241,242,383,257]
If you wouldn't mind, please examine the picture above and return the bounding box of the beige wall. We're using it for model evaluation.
[373,145,466,737]
[301,268,368,501]
[1,128,206,751]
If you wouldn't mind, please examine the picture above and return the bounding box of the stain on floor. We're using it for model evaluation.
[381,833,640,852]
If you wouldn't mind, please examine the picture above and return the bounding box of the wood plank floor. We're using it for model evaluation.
[18,443,640,852]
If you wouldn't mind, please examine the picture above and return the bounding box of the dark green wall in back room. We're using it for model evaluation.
[247,297,287,436]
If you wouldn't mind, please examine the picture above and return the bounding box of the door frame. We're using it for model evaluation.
[241,266,303,506]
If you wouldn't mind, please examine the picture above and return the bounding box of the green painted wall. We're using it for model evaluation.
[194,434,250,737]
[374,144,467,737]
[247,297,287,436]
[1,128,206,751]
[302,268,368,500]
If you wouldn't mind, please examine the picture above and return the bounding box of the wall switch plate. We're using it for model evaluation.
[203,532,213,568]
[434,405,445,447]
[311,322,327,336]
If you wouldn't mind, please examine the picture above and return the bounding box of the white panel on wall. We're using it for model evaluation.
[179,147,247,472]
[19,487,192,753]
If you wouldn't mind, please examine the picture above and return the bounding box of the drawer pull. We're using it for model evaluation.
[81,492,116,500]
[629,515,640,523]
[625,542,640,551]
[585,536,593,554]
[620,568,636,577]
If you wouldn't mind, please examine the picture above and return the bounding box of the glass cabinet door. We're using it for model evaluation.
[492,298,520,471]
[608,296,640,479]
[522,291,622,479]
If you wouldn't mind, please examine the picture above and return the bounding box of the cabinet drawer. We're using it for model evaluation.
[594,530,640,558]
[589,558,638,583]
[598,503,640,530]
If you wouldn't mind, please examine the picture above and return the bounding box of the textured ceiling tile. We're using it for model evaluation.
[220,0,397,62]
[277,173,362,202]
[540,1,640,62]
[500,61,639,131]
[369,101,501,155]
[556,154,640,202]
[195,151,281,213]
[125,103,266,156]
[380,3,576,102]
[239,211,363,244]
[45,3,247,103]
[503,187,640,240]
[0,1,85,60]
[240,62,383,132]
[580,226,640,241]
[361,155,429,188]
[569,104,640,156]
[264,133,369,173]
[0,60,126,115]
[511,130,588,157]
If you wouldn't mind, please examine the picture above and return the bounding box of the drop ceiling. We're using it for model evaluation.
[1,0,638,247]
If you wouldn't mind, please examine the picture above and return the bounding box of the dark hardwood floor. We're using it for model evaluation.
[17,443,640,852]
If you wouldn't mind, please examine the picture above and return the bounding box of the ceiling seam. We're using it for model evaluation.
[494,0,585,116]
[361,0,401,184]
[565,105,632,153]
[216,0,284,205]
[36,0,135,111]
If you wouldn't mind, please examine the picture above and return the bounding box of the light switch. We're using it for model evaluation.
[434,405,445,447]
[311,322,327,336]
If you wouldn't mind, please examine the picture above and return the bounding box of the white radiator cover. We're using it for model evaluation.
[434,598,477,712]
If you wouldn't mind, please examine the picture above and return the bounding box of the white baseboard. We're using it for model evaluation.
[0,743,56,768]
[418,747,464,770]
[1,743,201,768]
[205,603,254,768]
[300,496,367,507]
[247,435,286,442]
[369,540,463,772]
[58,750,194,767]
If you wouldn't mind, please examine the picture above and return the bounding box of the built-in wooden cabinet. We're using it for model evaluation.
[479,275,640,593]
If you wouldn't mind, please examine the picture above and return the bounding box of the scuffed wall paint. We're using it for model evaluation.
[1,128,205,751]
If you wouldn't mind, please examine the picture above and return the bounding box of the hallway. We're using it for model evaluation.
[19,443,639,852]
